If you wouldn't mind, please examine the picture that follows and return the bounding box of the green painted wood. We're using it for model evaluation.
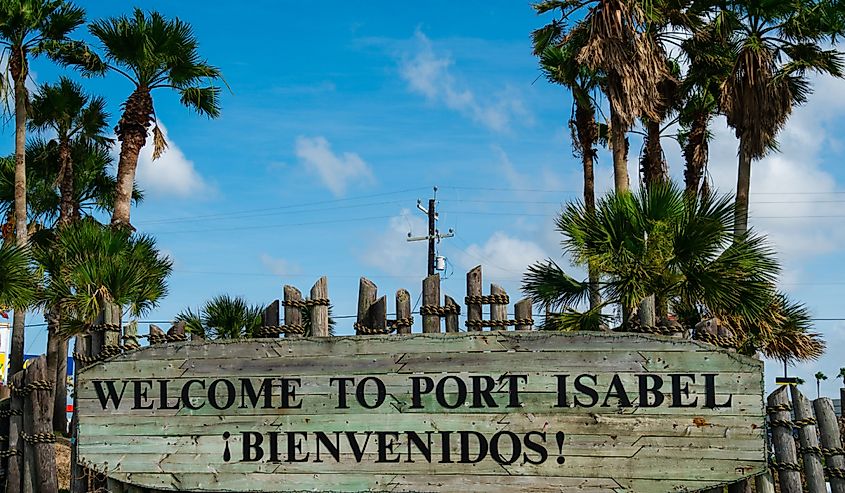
[77,332,766,492]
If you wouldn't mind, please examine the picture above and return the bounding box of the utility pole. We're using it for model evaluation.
[407,187,454,276]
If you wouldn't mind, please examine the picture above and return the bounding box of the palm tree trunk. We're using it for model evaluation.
[58,139,73,227]
[575,100,601,310]
[44,308,59,428]
[53,335,68,433]
[683,113,709,195]
[610,108,629,193]
[9,48,27,376]
[734,138,752,237]
[641,120,667,189]
[111,87,153,228]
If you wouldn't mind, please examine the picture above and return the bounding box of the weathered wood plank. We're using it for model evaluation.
[77,332,766,493]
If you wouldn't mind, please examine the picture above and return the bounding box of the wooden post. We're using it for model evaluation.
[754,473,775,493]
[167,320,186,341]
[148,324,166,346]
[309,277,329,337]
[356,278,377,335]
[123,321,141,348]
[53,333,68,435]
[466,266,482,332]
[369,296,387,335]
[24,356,58,493]
[283,285,303,338]
[515,298,533,331]
[104,302,121,359]
[262,299,280,337]
[444,295,459,333]
[422,274,440,333]
[769,386,802,493]
[790,386,825,492]
[396,289,412,335]
[814,397,845,493]
[727,480,751,493]
[6,371,24,493]
[490,284,507,331]
[0,398,8,478]
[840,388,845,416]
[69,335,87,493]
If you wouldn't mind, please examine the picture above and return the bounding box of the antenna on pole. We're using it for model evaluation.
[407,186,454,276]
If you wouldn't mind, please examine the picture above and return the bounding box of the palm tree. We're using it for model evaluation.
[532,0,671,193]
[28,77,111,227]
[177,295,336,339]
[815,372,827,398]
[72,8,222,228]
[0,0,87,375]
[533,26,603,310]
[177,295,264,340]
[522,182,823,362]
[838,368,845,387]
[715,0,845,235]
[0,242,32,310]
[34,218,172,335]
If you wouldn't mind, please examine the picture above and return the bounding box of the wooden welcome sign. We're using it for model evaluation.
[76,332,766,492]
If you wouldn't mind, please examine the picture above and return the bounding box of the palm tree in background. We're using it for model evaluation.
[177,295,336,339]
[0,0,87,375]
[815,371,827,398]
[533,25,603,310]
[34,218,172,335]
[177,295,265,340]
[72,8,223,229]
[28,77,111,227]
[532,0,671,193]
[0,243,32,310]
[716,0,845,235]
[522,182,823,362]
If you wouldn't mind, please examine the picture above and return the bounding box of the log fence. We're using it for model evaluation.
[1,265,844,492]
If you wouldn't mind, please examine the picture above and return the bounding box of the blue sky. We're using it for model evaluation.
[7,1,845,396]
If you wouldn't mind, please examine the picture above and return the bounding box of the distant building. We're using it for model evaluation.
[835,399,841,416]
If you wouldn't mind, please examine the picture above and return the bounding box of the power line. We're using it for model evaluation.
[136,187,429,226]
[148,214,395,235]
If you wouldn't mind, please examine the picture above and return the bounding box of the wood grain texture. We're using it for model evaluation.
[78,332,766,492]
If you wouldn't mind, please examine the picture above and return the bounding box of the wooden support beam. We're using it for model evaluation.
[395,289,412,335]
[466,266,482,332]
[422,274,440,333]
[356,277,377,335]
[444,295,459,333]
[814,397,845,493]
[283,285,303,338]
[515,298,533,331]
[769,386,802,493]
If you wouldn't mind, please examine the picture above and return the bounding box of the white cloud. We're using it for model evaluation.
[399,30,530,132]
[259,254,301,276]
[134,123,210,197]
[295,136,374,197]
[454,232,549,281]
[360,210,427,277]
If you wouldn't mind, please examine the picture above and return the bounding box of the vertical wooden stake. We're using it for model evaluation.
[69,335,87,493]
[444,295,459,333]
[370,296,387,335]
[148,325,166,346]
[490,284,507,331]
[357,278,377,335]
[790,386,825,492]
[168,320,186,341]
[6,371,24,493]
[310,277,330,337]
[104,302,120,357]
[727,480,751,493]
[283,286,303,338]
[422,274,441,333]
[769,386,802,493]
[24,356,57,493]
[514,299,533,331]
[262,300,280,337]
[814,397,845,493]
[466,266,482,332]
[396,289,412,335]
[0,398,8,478]
[754,473,775,493]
